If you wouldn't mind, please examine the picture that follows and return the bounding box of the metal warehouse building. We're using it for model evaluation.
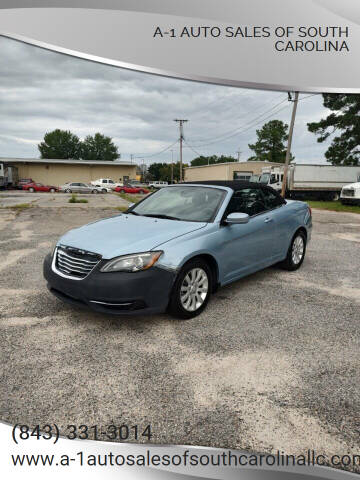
[1,158,137,185]
[184,161,283,182]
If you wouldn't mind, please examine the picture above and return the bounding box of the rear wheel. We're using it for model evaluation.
[49,188,55,193]
[168,259,212,319]
[28,187,35,193]
[139,189,144,194]
[280,231,307,271]
[102,188,107,193]
[65,188,72,193]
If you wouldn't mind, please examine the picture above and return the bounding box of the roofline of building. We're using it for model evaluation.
[0,157,136,167]
[185,161,284,169]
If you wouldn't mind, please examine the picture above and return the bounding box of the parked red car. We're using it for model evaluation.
[114,184,150,194]
[17,178,34,190]
[23,182,58,193]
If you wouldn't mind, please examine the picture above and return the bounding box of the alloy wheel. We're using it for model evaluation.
[292,235,304,265]
[180,267,209,312]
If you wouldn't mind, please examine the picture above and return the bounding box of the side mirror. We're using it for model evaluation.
[225,212,249,224]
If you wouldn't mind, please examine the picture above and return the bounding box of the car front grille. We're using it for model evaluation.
[342,189,355,197]
[55,245,102,279]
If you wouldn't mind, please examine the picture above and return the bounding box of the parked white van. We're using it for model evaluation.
[148,181,168,189]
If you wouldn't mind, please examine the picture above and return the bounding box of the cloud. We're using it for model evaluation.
[0,36,331,164]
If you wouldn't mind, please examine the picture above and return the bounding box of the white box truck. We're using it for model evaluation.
[257,164,360,200]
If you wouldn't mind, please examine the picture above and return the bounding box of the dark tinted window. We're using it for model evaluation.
[261,188,284,209]
[226,188,267,216]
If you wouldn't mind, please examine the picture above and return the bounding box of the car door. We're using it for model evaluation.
[79,182,91,193]
[260,187,289,255]
[216,187,277,283]
[36,183,45,191]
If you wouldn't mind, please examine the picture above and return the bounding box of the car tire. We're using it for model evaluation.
[28,187,35,193]
[92,189,98,194]
[65,189,72,193]
[139,189,144,194]
[120,189,125,193]
[280,230,307,271]
[168,259,212,319]
[102,189,107,194]
[49,188,55,193]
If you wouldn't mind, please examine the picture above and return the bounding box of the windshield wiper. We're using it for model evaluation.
[126,210,139,215]
[143,213,180,221]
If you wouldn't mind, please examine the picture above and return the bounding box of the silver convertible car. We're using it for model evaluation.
[43,181,312,319]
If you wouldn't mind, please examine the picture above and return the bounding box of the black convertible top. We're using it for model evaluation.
[182,180,264,190]
[181,180,286,203]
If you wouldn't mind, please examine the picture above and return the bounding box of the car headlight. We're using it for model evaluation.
[100,251,163,273]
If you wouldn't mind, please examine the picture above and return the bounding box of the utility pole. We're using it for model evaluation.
[130,154,134,164]
[174,119,188,182]
[236,149,242,162]
[170,149,174,184]
[281,91,299,198]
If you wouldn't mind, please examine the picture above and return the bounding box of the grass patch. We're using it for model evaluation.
[5,203,32,211]
[117,192,143,203]
[68,194,88,204]
[113,206,128,212]
[307,200,360,214]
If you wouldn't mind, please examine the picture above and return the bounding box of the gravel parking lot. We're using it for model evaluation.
[0,198,359,465]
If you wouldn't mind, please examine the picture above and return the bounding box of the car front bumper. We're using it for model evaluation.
[43,253,176,316]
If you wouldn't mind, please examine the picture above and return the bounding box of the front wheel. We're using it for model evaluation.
[280,231,307,271]
[65,189,72,193]
[168,259,212,319]
[49,188,55,193]
[28,187,35,193]
[102,189,107,193]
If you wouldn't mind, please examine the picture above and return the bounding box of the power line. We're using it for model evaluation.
[299,93,319,101]
[133,139,179,159]
[185,101,290,150]
[186,96,289,148]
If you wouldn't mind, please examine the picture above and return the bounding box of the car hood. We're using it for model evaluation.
[58,214,207,259]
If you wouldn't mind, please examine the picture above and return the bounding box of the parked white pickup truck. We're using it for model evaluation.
[90,178,123,189]
[340,182,360,205]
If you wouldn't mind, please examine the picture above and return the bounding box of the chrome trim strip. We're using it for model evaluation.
[89,300,133,306]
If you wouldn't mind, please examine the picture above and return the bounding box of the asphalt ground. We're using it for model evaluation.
[0,201,359,468]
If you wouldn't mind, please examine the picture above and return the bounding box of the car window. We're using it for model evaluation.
[108,180,114,184]
[261,188,284,209]
[226,188,267,216]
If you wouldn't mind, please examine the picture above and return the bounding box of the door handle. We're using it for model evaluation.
[264,217,273,223]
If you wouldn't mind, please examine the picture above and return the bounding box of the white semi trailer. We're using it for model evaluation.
[256,164,360,200]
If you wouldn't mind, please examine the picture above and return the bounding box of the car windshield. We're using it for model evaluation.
[259,173,270,184]
[130,186,226,222]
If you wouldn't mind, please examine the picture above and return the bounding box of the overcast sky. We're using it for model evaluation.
[0,36,332,166]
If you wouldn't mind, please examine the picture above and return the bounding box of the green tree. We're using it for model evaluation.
[190,155,237,166]
[148,162,165,180]
[148,162,188,182]
[248,120,290,163]
[81,133,119,161]
[38,129,81,159]
[307,94,360,166]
